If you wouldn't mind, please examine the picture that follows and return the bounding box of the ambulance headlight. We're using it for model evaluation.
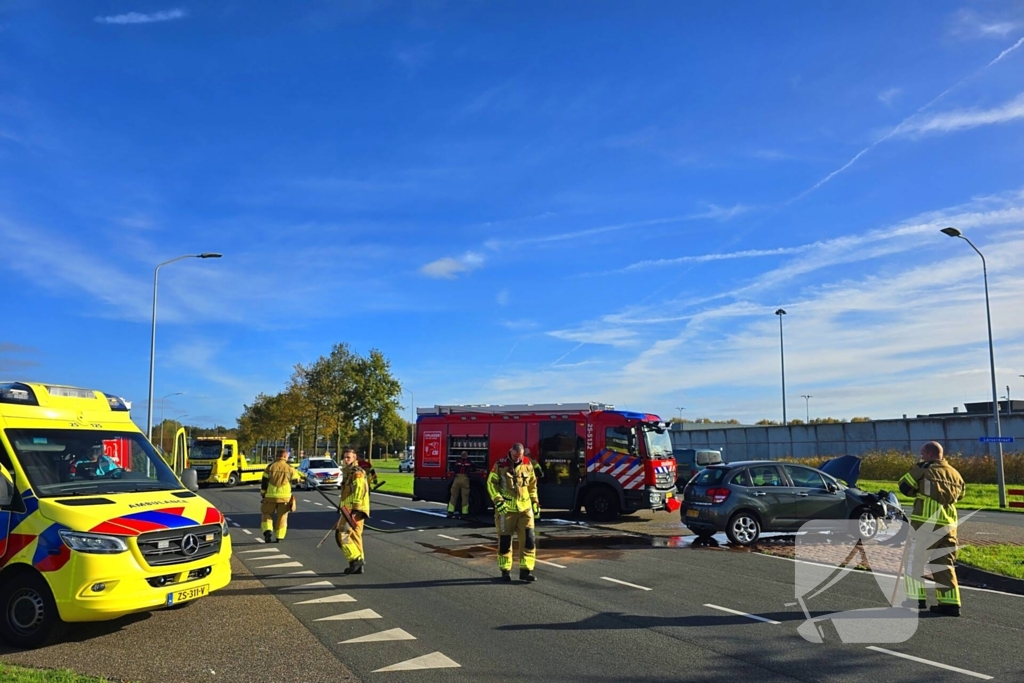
[59,530,129,554]
[221,519,229,538]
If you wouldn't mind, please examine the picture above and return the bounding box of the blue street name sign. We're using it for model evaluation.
[979,437,1015,443]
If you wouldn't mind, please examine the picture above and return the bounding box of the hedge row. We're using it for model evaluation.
[777,450,1024,485]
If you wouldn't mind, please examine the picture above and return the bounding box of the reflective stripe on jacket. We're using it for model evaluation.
[898,460,965,528]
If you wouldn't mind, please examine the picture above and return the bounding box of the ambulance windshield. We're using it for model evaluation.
[5,429,184,498]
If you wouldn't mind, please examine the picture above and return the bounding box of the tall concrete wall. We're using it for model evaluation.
[670,415,1024,461]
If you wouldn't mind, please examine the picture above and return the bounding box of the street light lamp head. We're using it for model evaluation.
[940,227,962,237]
[198,253,222,259]
[775,308,786,316]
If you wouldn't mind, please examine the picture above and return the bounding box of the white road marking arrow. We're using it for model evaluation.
[238,548,280,554]
[373,652,461,672]
[253,561,303,569]
[252,554,291,561]
[314,609,381,622]
[263,570,317,579]
[340,628,415,644]
[294,593,356,605]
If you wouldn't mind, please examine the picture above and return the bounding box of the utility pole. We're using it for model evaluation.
[676,407,685,420]
[801,395,812,423]
[775,309,787,425]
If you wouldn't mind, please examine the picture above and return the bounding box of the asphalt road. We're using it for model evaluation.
[203,485,1024,683]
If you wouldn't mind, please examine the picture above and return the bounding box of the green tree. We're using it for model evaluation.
[347,349,403,459]
[850,416,872,422]
[756,419,780,426]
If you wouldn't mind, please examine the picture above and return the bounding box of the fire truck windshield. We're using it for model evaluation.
[643,428,673,459]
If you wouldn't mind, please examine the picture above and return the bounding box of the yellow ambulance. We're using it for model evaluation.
[0,382,232,648]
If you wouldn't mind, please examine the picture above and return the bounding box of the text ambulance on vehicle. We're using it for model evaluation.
[188,436,267,487]
[413,403,677,521]
[0,382,232,648]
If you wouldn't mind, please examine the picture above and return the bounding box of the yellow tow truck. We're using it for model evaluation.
[188,437,267,487]
[0,382,232,648]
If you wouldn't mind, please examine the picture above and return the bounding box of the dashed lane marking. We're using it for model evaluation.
[402,507,449,519]
[704,604,781,625]
[314,502,325,506]
[231,523,241,527]
[373,652,461,673]
[536,559,567,569]
[340,628,415,644]
[253,561,304,570]
[225,517,232,521]
[242,529,253,535]
[601,577,652,591]
[437,534,459,541]
[294,593,356,605]
[866,647,993,680]
[314,608,382,622]
[302,499,312,503]
[380,520,396,525]
[280,581,336,592]
[406,526,417,530]
[374,493,444,505]
[238,548,280,554]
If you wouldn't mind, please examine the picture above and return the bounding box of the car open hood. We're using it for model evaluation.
[819,455,861,487]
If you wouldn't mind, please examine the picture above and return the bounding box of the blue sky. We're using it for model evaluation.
[2,2,1023,429]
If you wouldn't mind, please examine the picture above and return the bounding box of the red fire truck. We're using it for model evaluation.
[412,403,677,521]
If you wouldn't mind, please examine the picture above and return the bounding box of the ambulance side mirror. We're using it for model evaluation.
[0,475,12,508]
[181,468,200,493]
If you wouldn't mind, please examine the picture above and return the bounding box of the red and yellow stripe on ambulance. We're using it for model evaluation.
[0,382,232,649]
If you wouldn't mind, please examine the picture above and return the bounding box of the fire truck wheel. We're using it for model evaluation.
[0,571,67,649]
[585,487,620,522]
[225,471,240,488]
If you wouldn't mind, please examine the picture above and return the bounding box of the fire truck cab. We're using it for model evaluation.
[413,403,677,521]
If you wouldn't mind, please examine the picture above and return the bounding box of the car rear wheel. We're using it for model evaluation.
[855,508,879,540]
[0,572,66,649]
[726,512,760,546]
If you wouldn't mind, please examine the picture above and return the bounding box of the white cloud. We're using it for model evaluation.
[482,192,1024,420]
[894,92,1024,137]
[950,9,1023,40]
[419,252,484,279]
[617,245,812,274]
[496,289,510,306]
[500,319,538,331]
[878,87,902,106]
[94,9,188,25]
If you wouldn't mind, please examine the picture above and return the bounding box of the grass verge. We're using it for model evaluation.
[856,479,1023,513]
[0,665,114,683]
[958,544,1024,580]
[374,471,412,496]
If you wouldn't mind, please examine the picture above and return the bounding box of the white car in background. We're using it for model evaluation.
[298,457,342,490]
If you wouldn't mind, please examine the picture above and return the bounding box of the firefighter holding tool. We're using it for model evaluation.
[448,451,474,518]
[260,449,300,543]
[339,447,371,575]
[899,441,966,617]
[487,443,540,582]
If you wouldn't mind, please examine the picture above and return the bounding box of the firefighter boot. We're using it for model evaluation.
[520,569,537,583]
[929,604,961,617]
[501,571,512,582]
[263,530,273,544]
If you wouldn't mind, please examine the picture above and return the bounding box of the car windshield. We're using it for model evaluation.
[643,427,674,459]
[192,442,223,459]
[5,428,183,497]
[308,459,337,469]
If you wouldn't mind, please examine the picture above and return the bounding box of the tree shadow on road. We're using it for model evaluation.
[496,609,833,631]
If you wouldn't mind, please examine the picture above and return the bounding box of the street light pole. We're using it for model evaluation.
[941,227,1006,508]
[402,388,415,453]
[676,407,685,420]
[801,395,812,423]
[146,253,222,440]
[775,309,787,425]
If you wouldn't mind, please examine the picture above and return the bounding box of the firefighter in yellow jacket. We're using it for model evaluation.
[899,441,966,617]
[260,449,300,544]
[487,443,540,582]
[340,447,370,575]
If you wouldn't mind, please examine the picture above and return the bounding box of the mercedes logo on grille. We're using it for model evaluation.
[180,533,201,556]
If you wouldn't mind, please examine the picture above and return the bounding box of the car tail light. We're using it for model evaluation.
[707,487,730,504]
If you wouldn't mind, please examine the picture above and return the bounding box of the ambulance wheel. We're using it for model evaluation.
[225,472,240,488]
[0,571,67,649]
[585,487,620,522]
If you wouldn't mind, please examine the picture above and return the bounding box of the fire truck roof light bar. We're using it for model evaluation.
[418,402,615,416]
